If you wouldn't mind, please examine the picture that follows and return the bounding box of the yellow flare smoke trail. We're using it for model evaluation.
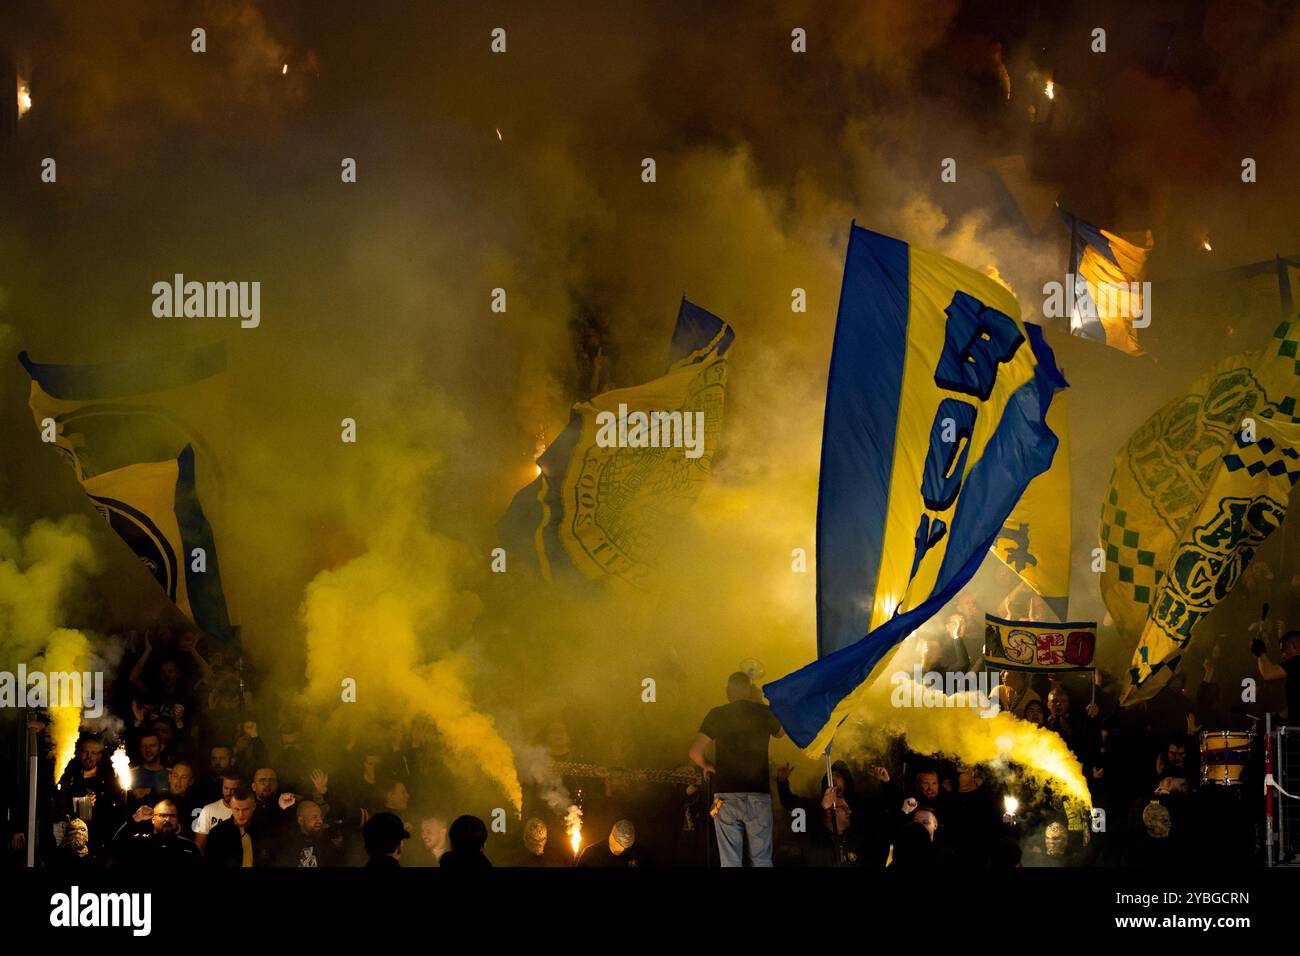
[838,673,1090,803]
[0,517,99,663]
[45,628,91,783]
[0,517,100,783]
[298,520,522,810]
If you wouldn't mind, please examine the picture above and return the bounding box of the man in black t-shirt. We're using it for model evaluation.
[1253,626,1300,724]
[274,799,344,867]
[688,672,784,866]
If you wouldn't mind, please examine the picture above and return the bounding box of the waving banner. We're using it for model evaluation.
[983,614,1096,672]
[497,298,732,588]
[1101,323,1300,702]
[765,224,1067,753]
[1060,210,1153,356]
[19,346,234,641]
[992,390,1072,620]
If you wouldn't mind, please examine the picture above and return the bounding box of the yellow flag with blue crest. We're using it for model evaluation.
[766,225,1067,754]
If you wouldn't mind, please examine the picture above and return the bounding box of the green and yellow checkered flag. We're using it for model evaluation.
[1101,342,1300,703]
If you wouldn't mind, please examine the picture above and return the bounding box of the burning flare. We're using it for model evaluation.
[17,80,31,119]
[565,804,582,859]
[1044,79,1054,100]
[111,744,132,792]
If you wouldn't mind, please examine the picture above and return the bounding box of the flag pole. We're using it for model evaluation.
[1065,215,1078,332]
[24,713,37,867]
[1280,256,1294,578]
[825,734,843,864]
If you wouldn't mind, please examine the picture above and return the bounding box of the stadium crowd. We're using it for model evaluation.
[3,610,1297,869]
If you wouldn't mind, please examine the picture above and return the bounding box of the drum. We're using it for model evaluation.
[1199,730,1255,785]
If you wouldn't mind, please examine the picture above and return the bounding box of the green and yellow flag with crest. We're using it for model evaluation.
[1102,320,1300,702]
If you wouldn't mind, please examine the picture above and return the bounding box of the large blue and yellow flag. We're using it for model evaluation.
[1060,210,1153,356]
[497,298,733,588]
[18,345,234,640]
[766,225,1067,753]
[991,390,1072,620]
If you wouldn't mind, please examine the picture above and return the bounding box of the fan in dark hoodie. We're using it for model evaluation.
[439,814,493,869]
[940,762,1002,866]
[777,760,896,867]
[363,811,409,868]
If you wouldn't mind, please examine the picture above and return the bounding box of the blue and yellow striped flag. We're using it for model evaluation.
[765,225,1067,753]
[1060,210,1153,356]
[18,345,233,641]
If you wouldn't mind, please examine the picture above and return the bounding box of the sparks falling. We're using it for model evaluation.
[532,430,546,477]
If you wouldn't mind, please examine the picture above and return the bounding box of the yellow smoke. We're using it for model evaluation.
[900,709,1089,803]
[297,524,521,809]
[294,401,523,809]
[0,517,100,782]
[836,671,1090,803]
[0,3,1117,815]
[0,517,99,663]
[43,627,92,783]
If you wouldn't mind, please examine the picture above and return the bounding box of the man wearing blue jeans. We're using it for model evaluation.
[689,672,784,866]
